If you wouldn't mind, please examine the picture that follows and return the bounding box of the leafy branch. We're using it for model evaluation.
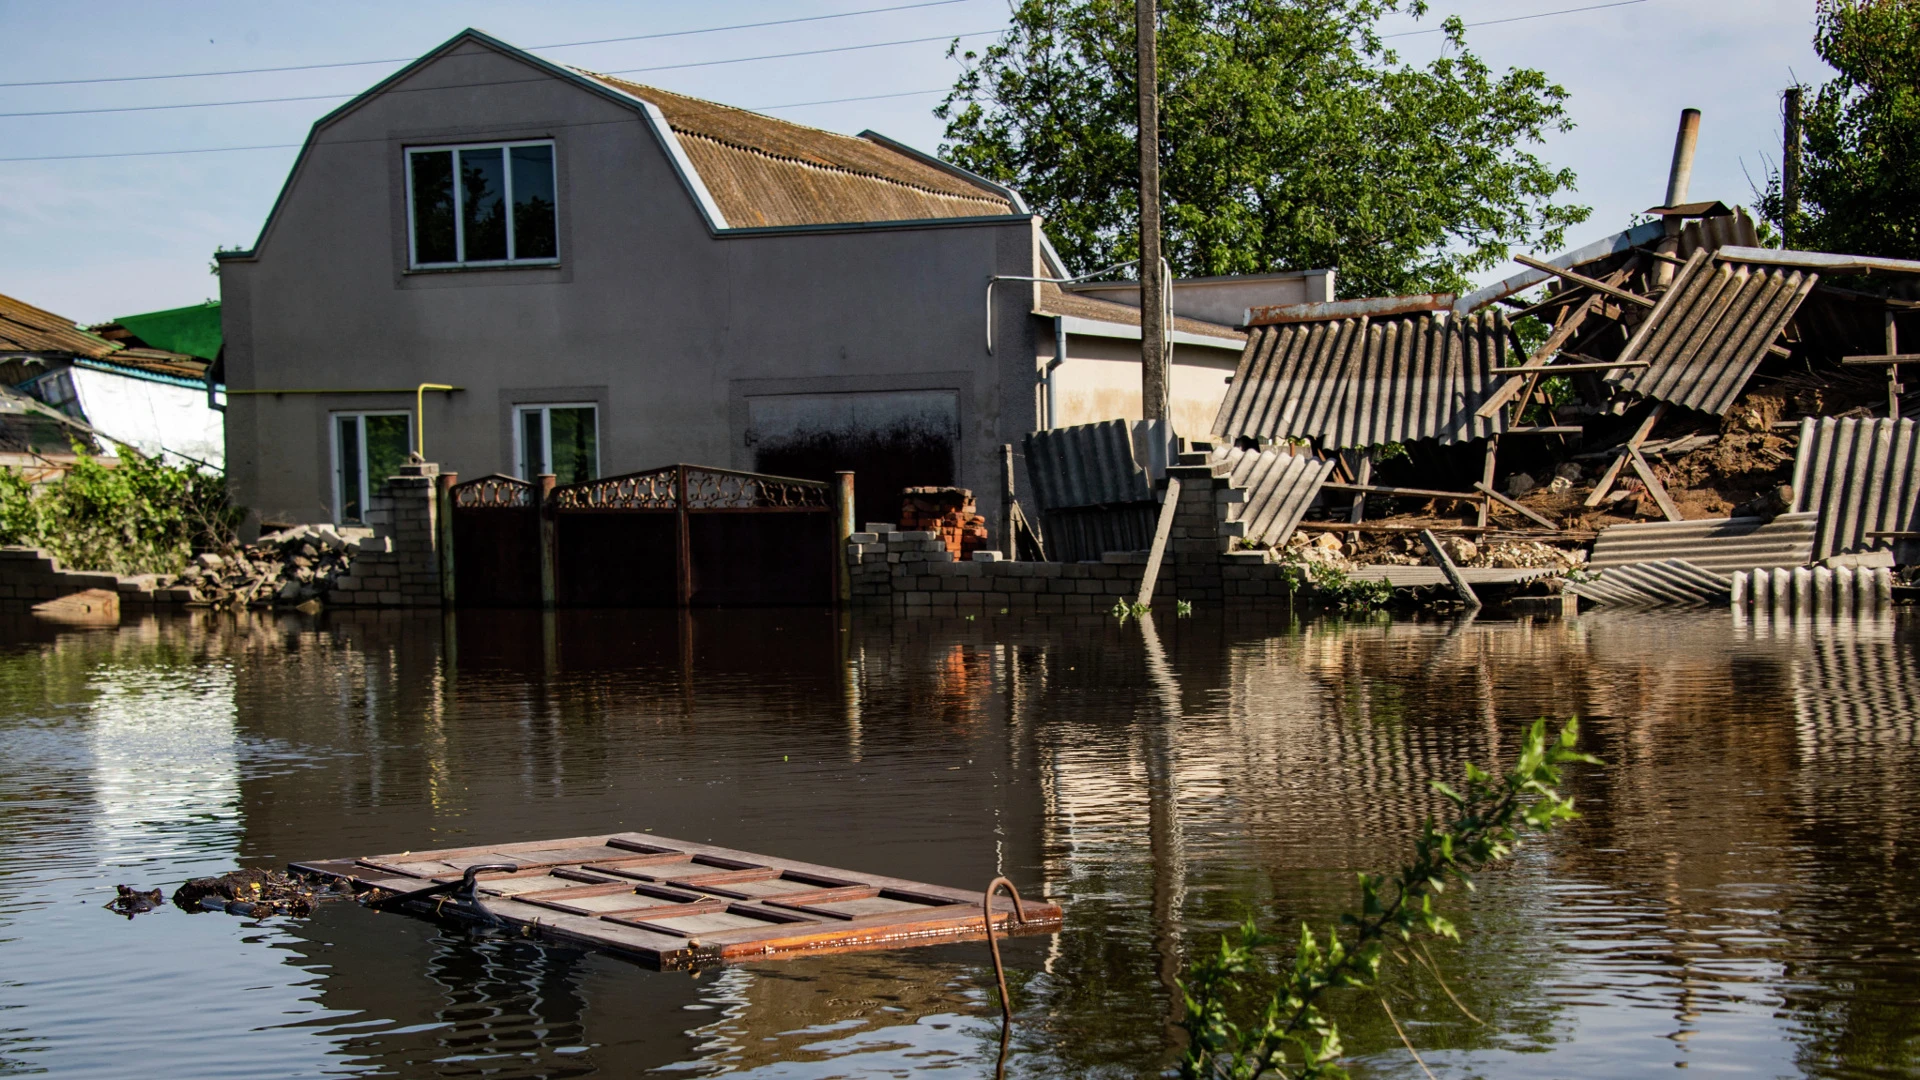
[1179,717,1600,1079]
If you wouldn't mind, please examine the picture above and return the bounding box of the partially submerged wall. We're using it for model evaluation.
[846,459,1304,612]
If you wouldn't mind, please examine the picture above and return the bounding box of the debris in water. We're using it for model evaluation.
[103,885,165,918]
[171,868,352,918]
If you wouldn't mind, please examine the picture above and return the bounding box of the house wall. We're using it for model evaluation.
[1040,332,1239,437]
[221,38,1042,538]
[65,366,225,467]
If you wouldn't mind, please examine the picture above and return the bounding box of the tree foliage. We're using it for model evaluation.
[937,0,1589,298]
[1762,0,1920,258]
[1179,717,1599,1078]
[0,446,239,575]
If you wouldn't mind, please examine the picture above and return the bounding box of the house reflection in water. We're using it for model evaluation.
[0,605,1913,1076]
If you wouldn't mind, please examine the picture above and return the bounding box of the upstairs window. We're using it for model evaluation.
[407,141,557,267]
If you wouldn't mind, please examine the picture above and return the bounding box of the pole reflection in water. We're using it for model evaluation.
[0,607,1915,1078]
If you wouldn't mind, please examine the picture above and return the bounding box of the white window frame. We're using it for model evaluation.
[512,403,599,481]
[330,410,413,524]
[405,139,559,269]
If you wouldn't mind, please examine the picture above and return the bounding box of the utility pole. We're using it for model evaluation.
[1783,87,1803,249]
[1137,0,1168,424]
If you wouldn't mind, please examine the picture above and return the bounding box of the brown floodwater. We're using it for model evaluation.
[0,605,1915,1078]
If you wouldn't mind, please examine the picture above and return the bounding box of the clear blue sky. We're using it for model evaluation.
[0,0,1828,324]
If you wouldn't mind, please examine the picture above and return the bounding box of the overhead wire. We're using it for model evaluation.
[0,0,1655,164]
[0,32,998,119]
[0,89,955,164]
[0,0,984,88]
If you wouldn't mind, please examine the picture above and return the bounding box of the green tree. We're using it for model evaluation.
[937,0,1589,298]
[1763,0,1920,258]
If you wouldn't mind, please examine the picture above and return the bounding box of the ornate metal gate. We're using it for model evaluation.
[449,474,542,607]
[551,465,835,607]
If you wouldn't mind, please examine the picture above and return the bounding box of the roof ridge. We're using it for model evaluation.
[672,129,1007,207]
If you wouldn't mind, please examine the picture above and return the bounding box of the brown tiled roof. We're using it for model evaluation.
[0,292,204,378]
[1034,282,1246,343]
[575,73,1016,227]
[0,292,115,358]
[90,348,209,381]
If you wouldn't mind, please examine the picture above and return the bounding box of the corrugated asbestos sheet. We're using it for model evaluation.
[1212,309,1513,449]
[1212,445,1334,548]
[1567,559,1731,607]
[1790,416,1920,563]
[1025,420,1154,510]
[1588,512,1816,572]
[1673,208,1761,260]
[580,74,1013,227]
[1606,251,1818,415]
[1024,420,1159,563]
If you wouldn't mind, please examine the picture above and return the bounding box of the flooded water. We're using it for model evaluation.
[1,605,1916,1078]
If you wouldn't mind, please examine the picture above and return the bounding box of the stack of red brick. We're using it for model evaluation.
[898,487,990,560]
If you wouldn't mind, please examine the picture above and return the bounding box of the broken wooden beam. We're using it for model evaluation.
[1321,481,1489,502]
[1626,446,1683,522]
[1586,403,1668,507]
[1513,253,1658,309]
[1419,528,1482,610]
[294,832,1062,971]
[1473,481,1560,530]
[1487,359,1650,376]
[1136,476,1181,607]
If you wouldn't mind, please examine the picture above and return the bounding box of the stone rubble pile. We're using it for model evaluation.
[177,524,370,610]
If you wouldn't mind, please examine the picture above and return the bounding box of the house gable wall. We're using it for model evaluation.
[221,34,1040,534]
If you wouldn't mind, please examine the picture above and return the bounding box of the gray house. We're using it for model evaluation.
[218,29,1282,535]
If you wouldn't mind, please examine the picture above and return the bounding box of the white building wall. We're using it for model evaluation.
[68,367,225,468]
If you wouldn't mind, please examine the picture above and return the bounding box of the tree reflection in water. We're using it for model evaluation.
[0,606,1913,1078]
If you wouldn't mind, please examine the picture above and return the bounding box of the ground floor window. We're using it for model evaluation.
[514,404,597,485]
[332,412,411,523]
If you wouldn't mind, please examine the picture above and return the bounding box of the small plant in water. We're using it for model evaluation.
[1178,717,1599,1079]
[1176,600,1193,617]
[1111,598,1151,623]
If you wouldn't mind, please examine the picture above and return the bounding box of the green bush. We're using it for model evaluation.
[0,445,240,575]
[1180,718,1599,1079]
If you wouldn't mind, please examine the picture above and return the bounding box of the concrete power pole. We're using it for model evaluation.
[1137,0,1168,424]
[1783,87,1803,248]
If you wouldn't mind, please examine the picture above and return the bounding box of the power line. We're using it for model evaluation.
[0,0,983,89]
[1381,0,1650,38]
[0,89,953,164]
[0,32,996,120]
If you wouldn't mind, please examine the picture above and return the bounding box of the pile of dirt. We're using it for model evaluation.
[172,868,353,918]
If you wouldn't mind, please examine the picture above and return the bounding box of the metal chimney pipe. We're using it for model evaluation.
[1664,108,1701,208]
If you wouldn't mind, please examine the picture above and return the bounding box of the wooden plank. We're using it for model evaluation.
[1487,359,1650,376]
[1349,451,1371,524]
[1473,481,1560,530]
[1840,354,1920,365]
[1321,481,1488,502]
[1513,253,1657,309]
[1477,436,1499,529]
[1419,528,1482,610]
[1136,476,1181,607]
[293,831,1062,971]
[1586,402,1667,507]
[1475,268,1629,420]
[1626,446,1683,522]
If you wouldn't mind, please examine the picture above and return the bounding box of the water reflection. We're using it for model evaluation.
[0,607,1914,1077]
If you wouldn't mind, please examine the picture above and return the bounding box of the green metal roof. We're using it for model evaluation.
[112,301,221,361]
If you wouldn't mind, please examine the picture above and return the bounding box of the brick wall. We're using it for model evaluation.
[846,456,1307,613]
[328,462,443,607]
[0,547,194,609]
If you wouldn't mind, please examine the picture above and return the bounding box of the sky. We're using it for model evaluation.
[0,0,1830,325]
